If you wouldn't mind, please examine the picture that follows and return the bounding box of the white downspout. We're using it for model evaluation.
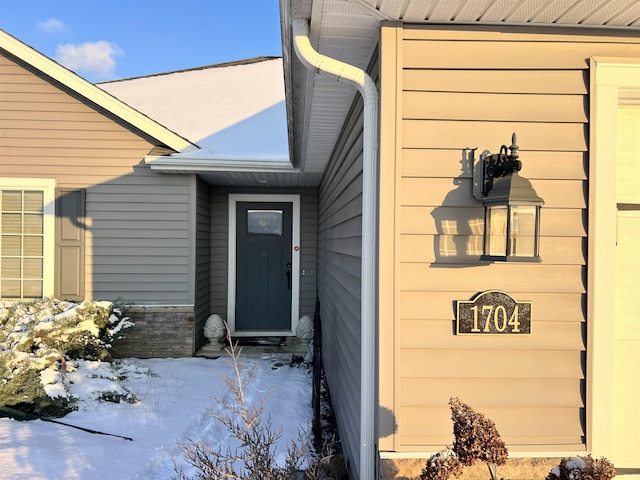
[292,18,379,480]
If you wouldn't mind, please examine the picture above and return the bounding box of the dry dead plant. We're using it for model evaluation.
[545,454,616,480]
[173,330,312,480]
[421,397,508,480]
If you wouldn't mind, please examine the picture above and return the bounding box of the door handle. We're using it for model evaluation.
[286,262,291,290]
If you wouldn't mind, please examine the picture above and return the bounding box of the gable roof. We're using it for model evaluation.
[0,28,307,187]
[98,56,316,187]
[0,28,197,154]
[98,57,289,162]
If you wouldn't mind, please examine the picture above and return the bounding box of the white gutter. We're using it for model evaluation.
[292,18,379,480]
[145,155,296,173]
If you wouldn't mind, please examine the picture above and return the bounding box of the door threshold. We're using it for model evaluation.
[195,335,310,358]
[233,336,287,346]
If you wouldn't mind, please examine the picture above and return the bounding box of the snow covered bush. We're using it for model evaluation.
[421,398,508,480]
[545,454,615,480]
[420,449,463,480]
[0,299,133,416]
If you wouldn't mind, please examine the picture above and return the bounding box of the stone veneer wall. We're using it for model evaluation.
[380,457,561,480]
[110,306,194,358]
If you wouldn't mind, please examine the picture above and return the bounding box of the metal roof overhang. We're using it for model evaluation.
[144,153,325,187]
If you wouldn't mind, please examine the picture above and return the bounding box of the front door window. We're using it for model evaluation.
[247,209,283,236]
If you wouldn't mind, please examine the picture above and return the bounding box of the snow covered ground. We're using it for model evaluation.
[0,354,313,480]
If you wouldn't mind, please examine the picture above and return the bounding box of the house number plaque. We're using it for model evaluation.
[456,290,531,335]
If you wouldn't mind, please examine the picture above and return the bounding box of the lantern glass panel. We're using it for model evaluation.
[509,206,537,257]
[485,206,507,256]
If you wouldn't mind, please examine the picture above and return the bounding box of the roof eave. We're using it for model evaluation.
[145,154,298,173]
[280,0,315,171]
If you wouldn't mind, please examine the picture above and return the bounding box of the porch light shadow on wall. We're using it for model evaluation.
[473,133,544,262]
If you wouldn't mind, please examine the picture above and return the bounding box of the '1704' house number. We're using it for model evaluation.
[456,290,532,335]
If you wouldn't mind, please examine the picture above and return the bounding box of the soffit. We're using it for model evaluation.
[285,0,640,177]
[354,0,640,25]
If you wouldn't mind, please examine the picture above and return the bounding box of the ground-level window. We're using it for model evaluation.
[0,178,55,299]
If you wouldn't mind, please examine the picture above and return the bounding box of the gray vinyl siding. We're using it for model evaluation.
[87,171,192,304]
[194,176,212,350]
[317,96,366,478]
[210,190,229,317]
[208,188,318,321]
[1,50,193,305]
[299,190,318,317]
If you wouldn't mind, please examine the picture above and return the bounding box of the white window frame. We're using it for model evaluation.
[0,178,56,299]
[588,57,640,458]
[227,193,301,336]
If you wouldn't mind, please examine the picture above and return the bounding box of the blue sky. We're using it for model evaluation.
[0,0,282,82]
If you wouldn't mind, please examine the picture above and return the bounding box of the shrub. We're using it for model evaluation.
[30,300,133,361]
[449,397,508,469]
[421,398,508,480]
[545,454,615,480]
[420,449,463,480]
[0,352,74,416]
[0,299,133,417]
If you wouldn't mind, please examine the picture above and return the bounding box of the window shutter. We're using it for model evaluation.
[55,188,85,300]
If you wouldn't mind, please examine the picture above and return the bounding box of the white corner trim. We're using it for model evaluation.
[588,56,640,460]
[227,194,301,336]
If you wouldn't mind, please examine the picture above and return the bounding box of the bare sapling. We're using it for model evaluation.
[173,329,311,480]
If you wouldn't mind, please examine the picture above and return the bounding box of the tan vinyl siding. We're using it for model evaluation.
[1,51,192,304]
[55,188,85,300]
[318,95,366,477]
[377,25,640,454]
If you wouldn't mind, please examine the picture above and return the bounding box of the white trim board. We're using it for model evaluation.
[227,193,301,336]
[0,178,55,299]
[588,56,640,466]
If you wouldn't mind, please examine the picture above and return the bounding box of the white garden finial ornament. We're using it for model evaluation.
[203,314,226,352]
[296,315,314,349]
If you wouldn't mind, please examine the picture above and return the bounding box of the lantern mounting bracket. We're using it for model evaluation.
[474,133,523,199]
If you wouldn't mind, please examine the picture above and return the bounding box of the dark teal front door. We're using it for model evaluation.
[235,202,293,331]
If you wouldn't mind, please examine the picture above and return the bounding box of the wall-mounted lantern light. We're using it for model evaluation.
[473,133,544,262]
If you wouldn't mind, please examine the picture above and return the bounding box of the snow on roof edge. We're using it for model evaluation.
[97,56,283,85]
